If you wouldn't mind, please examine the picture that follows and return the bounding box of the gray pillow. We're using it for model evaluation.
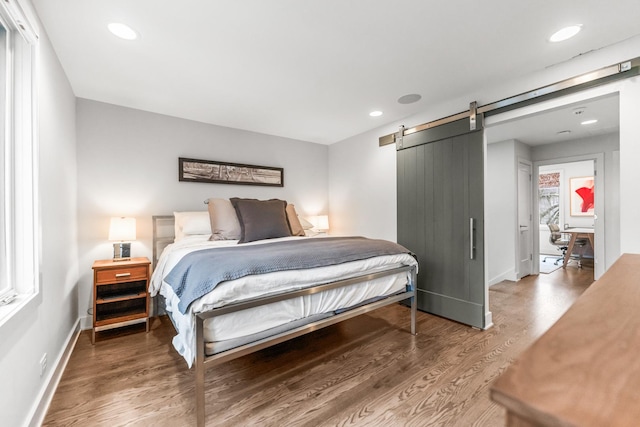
[230,198,292,243]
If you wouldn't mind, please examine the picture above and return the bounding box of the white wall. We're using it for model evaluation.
[328,136,397,240]
[619,76,640,254]
[0,4,79,426]
[484,139,531,286]
[75,99,329,325]
[486,140,518,283]
[486,139,532,285]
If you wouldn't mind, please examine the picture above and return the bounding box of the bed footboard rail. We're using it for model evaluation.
[194,264,417,427]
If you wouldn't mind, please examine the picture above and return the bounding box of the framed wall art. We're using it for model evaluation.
[178,157,284,187]
[569,176,594,216]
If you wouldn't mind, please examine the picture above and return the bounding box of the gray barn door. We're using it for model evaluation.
[397,118,485,328]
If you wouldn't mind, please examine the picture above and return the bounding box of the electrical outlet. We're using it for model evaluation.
[39,353,47,377]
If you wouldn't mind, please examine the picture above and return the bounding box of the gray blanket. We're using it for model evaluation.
[165,236,412,314]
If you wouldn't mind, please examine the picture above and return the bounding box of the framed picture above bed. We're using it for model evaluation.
[178,157,284,187]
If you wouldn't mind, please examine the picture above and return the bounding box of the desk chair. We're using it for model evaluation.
[543,224,569,265]
[543,224,589,267]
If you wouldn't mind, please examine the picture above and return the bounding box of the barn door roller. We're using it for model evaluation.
[469,101,477,131]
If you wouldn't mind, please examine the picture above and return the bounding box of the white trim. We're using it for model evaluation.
[489,269,517,286]
[482,130,491,329]
[0,0,39,328]
[0,0,38,43]
[483,312,493,330]
[27,318,80,427]
[80,314,92,330]
[516,158,534,279]
[0,291,33,327]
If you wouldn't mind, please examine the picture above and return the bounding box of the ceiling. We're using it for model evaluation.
[485,94,620,146]
[32,1,640,145]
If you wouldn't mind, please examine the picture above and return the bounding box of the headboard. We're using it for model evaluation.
[151,215,175,317]
[152,215,175,269]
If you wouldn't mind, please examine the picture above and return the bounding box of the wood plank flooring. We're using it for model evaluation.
[43,265,593,427]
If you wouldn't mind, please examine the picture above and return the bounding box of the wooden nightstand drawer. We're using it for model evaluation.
[95,265,148,284]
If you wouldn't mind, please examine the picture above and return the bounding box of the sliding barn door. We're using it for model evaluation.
[397,118,485,328]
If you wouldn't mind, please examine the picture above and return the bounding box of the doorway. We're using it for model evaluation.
[485,92,619,282]
[538,160,596,275]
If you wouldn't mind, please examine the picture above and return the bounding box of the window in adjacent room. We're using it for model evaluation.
[539,172,560,225]
[0,0,38,320]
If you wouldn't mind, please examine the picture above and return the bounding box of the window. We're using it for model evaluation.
[539,172,560,225]
[0,0,38,312]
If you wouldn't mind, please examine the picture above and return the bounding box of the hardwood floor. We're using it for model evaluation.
[43,265,593,427]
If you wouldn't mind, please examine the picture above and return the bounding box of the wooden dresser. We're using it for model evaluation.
[491,254,640,426]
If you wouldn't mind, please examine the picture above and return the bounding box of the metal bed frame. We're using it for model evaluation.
[152,215,417,427]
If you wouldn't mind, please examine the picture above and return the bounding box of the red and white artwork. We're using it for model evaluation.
[570,176,594,216]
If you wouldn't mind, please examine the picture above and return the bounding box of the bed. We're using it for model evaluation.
[149,199,418,426]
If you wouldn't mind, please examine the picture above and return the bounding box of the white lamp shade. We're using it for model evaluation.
[108,217,136,241]
[311,215,329,231]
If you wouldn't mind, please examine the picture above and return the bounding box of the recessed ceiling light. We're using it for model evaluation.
[369,111,383,117]
[549,25,582,43]
[581,119,598,125]
[397,94,422,104]
[108,23,138,40]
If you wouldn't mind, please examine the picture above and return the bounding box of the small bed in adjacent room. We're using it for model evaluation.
[149,198,418,426]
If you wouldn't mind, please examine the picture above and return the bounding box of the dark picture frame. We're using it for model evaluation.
[178,157,284,187]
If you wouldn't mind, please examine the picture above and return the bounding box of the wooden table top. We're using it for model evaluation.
[491,253,640,426]
[92,257,151,269]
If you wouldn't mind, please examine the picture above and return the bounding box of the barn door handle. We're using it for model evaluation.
[470,218,475,260]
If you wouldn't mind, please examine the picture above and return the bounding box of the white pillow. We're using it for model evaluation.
[174,211,211,241]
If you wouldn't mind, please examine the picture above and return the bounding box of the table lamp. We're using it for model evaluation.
[108,217,136,261]
[310,215,329,233]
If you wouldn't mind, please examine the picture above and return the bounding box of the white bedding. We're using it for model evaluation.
[150,235,418,367]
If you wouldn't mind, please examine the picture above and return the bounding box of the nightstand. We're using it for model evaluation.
[91,257,151,343]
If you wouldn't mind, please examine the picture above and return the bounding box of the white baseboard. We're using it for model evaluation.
[28,318,80,427]
[80,315,92,330]
[483,311,494,330]
[489,269,517,286]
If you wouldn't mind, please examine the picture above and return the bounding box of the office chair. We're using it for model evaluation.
[543,223,588,267]
[543,223,569,265]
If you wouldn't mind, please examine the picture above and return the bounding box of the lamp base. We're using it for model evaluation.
[112,242,131,261]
